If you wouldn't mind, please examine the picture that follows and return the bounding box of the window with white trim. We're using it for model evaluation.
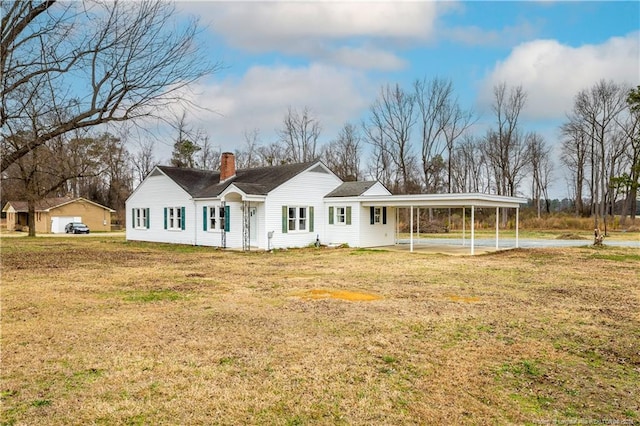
[208,206,225,231]
[288,206,307,232]
[133,208,149,229]
[336,207,346,224]
[369,206,387,225]
[167,207,182,230]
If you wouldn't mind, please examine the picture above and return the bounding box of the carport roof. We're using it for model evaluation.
[327,193,527,208]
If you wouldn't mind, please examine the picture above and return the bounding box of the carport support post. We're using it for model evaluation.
[462,207,466,247]
[516,207,519,248]
[471,205,475,255]
[496,207,499,249]
[410,206,414,252]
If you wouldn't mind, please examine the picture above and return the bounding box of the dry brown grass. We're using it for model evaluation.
[1,237,639,425]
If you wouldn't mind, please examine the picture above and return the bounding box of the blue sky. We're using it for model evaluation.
[161,1,639,196]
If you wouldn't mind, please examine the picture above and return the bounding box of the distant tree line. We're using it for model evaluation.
[561,83,639,229]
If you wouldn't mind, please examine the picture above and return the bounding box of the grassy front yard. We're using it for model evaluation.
[1,237,638,424]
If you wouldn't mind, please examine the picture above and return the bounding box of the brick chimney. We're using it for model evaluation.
[220,152,236,182]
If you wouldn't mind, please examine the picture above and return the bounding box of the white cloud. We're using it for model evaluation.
[479,32,640,119]
[177,1,446,70]
[203,2,440,43]
[178,63,373,152]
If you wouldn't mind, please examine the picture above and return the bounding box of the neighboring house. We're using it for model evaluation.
[126,152,527,253]
[2,197,115,233]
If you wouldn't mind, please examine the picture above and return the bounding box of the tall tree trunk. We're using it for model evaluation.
[27,199,36,237]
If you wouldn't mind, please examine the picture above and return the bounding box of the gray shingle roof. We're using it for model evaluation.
[156,161,319,198]
[324,181,377,197]
[156,166,218,197]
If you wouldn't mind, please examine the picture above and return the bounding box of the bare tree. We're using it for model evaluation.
[480,83,529,227]
[198,135,219,171]
[170,111,201,168]
[236,128,262,169]
[561,119,589,215]
[364,124,394,190]
[414,77,451,192]
[322,122,362,181]
[278,106,321,163]
[482,83,529,197]
[526,132,553,218]
[570,80,629,231]
[131,139,157,185]
[443,101,475,193]
[257,141,289,166]
[451,134,488,193]
[365,83,417,193]
[1,0,220,172]
[618,86,640,223]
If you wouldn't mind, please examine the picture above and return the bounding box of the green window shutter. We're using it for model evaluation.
[282,206,288,233]
[146,208,150,228]
[370,207,375,225]
[309,206,314,232]
[164,208,167,230]
[224,205,230,232]
[328,207,334,225]
[203,206,207,231]
[382,207,387,225]
[346,206,352,225]
[181,207,186,230]
[131,208,135,228]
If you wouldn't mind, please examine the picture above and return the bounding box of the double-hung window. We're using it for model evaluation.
[203,205,229,232]
[165,207,184,230]
[336,207,346,224]
[369,206,387,225]
[282,205,313,233]
[132,208,149,229]
[288,206,307,231]
[208,206,225,231]
[328,206,351,225]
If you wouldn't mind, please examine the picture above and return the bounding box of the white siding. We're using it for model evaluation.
[323,202,361,247]
[265,167,342,249]
[194,201,223,247]
[358,206,396,247]
[126,174,195,245]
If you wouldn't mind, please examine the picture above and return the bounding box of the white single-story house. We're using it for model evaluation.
[126,153,526,254]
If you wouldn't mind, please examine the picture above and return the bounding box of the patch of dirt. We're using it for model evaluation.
[293,288,382,302]
[447,295,481,303]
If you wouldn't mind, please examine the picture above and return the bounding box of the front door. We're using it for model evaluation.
[249,207,257,245]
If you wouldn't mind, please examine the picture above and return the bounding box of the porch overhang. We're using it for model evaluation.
[211,184,267,203]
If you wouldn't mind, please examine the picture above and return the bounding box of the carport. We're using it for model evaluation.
[359,193,528,255]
